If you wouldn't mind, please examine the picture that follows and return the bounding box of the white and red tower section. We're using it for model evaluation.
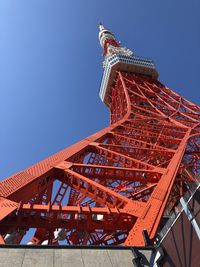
[0,24,199,246]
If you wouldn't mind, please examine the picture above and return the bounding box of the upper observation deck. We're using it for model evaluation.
[99,54,158,106]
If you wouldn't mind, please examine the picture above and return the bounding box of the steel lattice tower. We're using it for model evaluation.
[0,24,199,246]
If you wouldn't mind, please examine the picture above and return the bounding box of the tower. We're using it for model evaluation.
[0,24,199,247]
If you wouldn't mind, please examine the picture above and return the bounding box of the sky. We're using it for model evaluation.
[0,0,200,180]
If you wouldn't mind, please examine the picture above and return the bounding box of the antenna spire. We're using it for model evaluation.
[98,22,105,32]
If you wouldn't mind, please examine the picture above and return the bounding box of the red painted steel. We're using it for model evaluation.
[0,27,200,246]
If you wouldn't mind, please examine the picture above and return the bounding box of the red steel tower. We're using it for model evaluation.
[0,24,199,246]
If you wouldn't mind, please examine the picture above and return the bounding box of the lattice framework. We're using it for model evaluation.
[0,71,199,246]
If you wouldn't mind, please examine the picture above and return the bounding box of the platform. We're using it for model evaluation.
[0,246,155,267]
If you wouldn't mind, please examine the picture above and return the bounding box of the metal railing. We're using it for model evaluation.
[155,174,200,245]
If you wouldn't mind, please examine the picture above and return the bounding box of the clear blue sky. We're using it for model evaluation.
[0,0,200,180]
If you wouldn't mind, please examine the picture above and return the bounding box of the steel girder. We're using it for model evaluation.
[0,72,199,246]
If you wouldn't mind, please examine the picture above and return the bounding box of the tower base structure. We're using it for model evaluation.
[0,181,199,267]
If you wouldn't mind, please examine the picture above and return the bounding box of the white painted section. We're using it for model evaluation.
[54,228,67,241]
[41,240,49,245]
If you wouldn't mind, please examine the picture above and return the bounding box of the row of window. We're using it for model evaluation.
[99,67,111,100]
[106,54,155,67]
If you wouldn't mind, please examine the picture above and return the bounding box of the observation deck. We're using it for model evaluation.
[99,54,159,106]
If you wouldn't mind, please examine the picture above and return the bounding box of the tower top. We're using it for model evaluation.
[98,22,105,32]
[98,23,120,57]
[98,24,159,106]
